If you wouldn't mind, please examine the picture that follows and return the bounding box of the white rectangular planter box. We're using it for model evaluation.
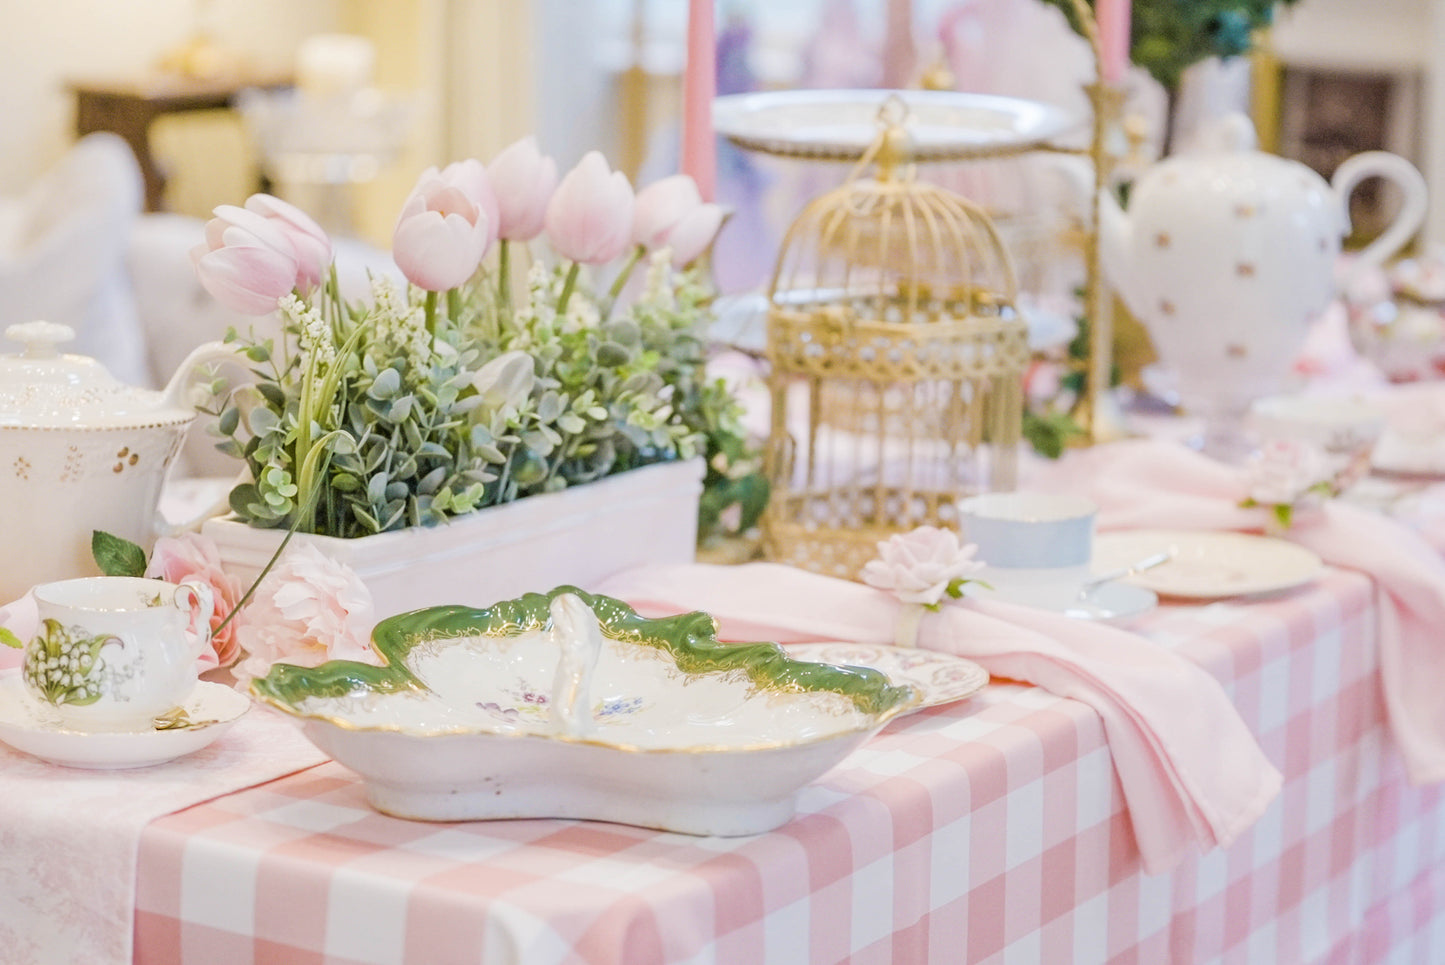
[203,459,703,618]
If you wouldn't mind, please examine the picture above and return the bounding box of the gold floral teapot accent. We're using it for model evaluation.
[0,321,239,603]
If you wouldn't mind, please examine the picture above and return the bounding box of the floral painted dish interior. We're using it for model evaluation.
[252,587,920,836]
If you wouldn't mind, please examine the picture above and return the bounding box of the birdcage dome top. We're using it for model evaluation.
[768,109,1021,329]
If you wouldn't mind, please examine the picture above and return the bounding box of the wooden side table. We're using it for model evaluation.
[70,73,291,212]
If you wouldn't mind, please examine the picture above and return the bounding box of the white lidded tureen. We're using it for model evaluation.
[0,321,237,603]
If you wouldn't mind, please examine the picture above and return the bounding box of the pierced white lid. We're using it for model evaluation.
[0,321,194,429]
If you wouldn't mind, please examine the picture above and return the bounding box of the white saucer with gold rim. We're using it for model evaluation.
[0,672,249,769]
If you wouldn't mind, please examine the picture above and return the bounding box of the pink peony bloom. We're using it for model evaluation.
[544,151,634,265]
[392,159,498,291]
[243,194,333,294]
[487,136,558,242]
[145,533,247,670]
[191,203,304,315]
[233,543,377,685]
[861,526,985,607]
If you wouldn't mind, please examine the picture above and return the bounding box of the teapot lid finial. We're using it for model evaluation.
[5,321,75,360]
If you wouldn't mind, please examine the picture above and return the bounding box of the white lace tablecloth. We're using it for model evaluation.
[0,681,327,965]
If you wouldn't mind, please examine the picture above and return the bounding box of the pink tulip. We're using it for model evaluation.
[487,136,558,242]
[392,160,498,291]
[632,175,702,248]
[663,202,724,267]
[243,194,332,293]
[544,151,634,265]
[631,174,723,267]
[191,204,304,315]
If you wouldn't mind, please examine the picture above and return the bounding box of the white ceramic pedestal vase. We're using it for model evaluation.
[203,459,703,617]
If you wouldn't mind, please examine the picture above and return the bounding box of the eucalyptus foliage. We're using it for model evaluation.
[204,251,763,540]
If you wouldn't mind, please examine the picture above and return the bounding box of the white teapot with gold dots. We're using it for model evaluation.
[1099,113,1426,452]
[0,322,238,603]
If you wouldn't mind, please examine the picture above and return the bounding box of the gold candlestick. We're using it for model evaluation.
[1078,80,1127,443]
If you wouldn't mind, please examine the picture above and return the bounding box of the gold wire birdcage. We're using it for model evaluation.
[761,101,1032,578]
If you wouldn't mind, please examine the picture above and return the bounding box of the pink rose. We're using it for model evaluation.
[392,159,498,291]
[631,174,723,267]
[145,533,246,670]
[861,526,985,606]
[1245,439,1334,507]
[243,194,332,294]
[191,203,305,315]
[487,136,558,242]
[544,151,634,265]
[233,543,377,685]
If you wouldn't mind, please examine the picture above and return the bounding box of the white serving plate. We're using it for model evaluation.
[1371,428,1445,478]
[1092,530,1325,599]
[253,589,920,836]
[713,89,1081,161]
[783,643,988,711]
[0,674,249,769]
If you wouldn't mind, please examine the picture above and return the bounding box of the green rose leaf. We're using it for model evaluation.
[92,530,148,578]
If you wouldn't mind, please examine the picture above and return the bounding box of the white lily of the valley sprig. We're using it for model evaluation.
[1239,439,1339,532]
[861,526,988,647]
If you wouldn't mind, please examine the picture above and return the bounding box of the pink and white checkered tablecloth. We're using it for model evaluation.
[130,566,1445,964]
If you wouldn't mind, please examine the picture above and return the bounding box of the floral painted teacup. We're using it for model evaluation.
[24,577,214,732]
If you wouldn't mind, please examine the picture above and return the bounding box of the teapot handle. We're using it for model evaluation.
[1332,151,1428,280]
[153,341,249,537]
[160,340,246,411]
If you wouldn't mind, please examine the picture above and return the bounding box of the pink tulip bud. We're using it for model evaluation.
[631,175,703,249]
[392,161,498,291]
[190,204,304,315]
[488,136,558,242]
[243,194,332,293]
[544,151,634,265]
[442,158,500,253]
[663,202,724,268]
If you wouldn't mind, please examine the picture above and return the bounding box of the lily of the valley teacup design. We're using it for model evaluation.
[24,576,214,732]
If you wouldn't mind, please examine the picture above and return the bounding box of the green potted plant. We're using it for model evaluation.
[193,138,765,614]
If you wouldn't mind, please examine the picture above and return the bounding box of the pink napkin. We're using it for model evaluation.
[596,562,1281,876]
[1036,437,1445,785]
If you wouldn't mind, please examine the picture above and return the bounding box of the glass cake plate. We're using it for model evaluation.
[252,588,920,836]
[712,88,1082,162]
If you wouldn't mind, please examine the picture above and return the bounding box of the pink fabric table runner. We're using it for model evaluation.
[132,569,1445,964]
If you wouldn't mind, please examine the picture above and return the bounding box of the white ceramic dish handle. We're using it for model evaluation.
[548,593,604,738]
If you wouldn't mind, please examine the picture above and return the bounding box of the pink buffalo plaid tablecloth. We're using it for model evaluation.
[129,566,1445,965]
